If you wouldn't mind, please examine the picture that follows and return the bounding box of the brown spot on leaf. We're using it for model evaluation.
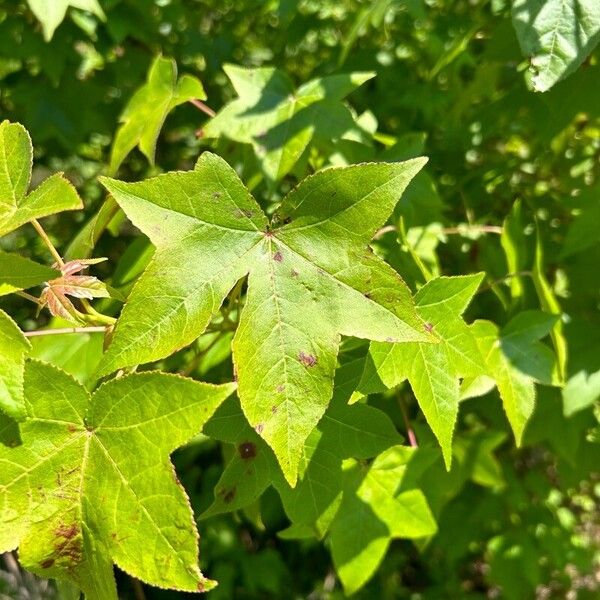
[255,423,264,434]
[238,442,257,460]
[56,524,78,540]
[41,558,54,569]
[276,384,285,393]
[197,581,207,592]
[424,322,434,332]
[273,251,283,262]
[67,424,77,433]
[271,405,278,414]
[212,191,222,199]
[222,487,236,504]
[290,269,299,278]
[298,351,317,367]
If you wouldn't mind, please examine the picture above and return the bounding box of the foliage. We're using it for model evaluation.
[0,0,599,598]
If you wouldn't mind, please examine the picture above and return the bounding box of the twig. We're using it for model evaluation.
[440,225,503,235]
[2,552,21,579]
[373,223,503,240]
[24,326,107,337]
[131,577,146,600]
[478,271,532,294]
[189,98,216,117]
[30,219,64,267]
[15,290,40,304]
[398,396,418,448]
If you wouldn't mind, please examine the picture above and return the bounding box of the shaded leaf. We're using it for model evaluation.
[109,56,206,173]
[204,65,373,181]
[26,0,105,41]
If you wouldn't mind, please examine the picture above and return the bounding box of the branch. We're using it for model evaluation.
[30,219,64,267]
[24,326,107,337]
[189,98,216,117]
[398,396,418,448]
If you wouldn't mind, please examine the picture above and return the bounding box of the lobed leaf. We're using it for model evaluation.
[97,152,433,485]
[0,360,235,597]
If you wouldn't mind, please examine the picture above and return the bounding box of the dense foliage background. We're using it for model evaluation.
[1,0,599,598]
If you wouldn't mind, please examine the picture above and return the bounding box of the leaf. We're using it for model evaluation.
[0,249,58,296]
[511,0,600,92]
[203,65,374,181]
[358,274,485,468]
[471,311,558,444]
[0,360,235,597]
[26,0,105,41]
[97,152,433,484]
[561,187,600,257]
[203,347,403,538]
[0,309,30,420]
[329,446,437,594]
[38,258,110,325]
[0,121,83,237]
[109,56,206,173]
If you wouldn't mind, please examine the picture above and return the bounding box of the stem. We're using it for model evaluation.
[15,290,40,304]
[24,326,107,337]
[80,299,117,326]
[31,219,64,267]
[130,577,146,600]
[478,271,533,294]
[440,225,503,235]
[398,396,418,448]
[189,98,216,117]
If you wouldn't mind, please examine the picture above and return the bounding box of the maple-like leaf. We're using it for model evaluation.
[203,65,373,181]
[465,311,559,443]
[356,274,485,468]
[0,249,58,297]
[26,0,105,41]
[97,152,435,484]
[0,309,30,420]
[109,56,206,173]
[329,446,437,594]
[0,121,82,237]
[38,258,110,324]
[0,360,235,597]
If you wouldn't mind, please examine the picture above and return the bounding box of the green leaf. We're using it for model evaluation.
[0,360,235,597]
[109,56,206,173]
[471,311,558,444]
[329,446,437,594]
[98,152,432,484]
[511,0,600,92]
[358,274,485,468]
[0,309,30,420]
[0,121,83,237]
[26,0,105,41]
[203,65,374,181]
[0,249,58,296]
